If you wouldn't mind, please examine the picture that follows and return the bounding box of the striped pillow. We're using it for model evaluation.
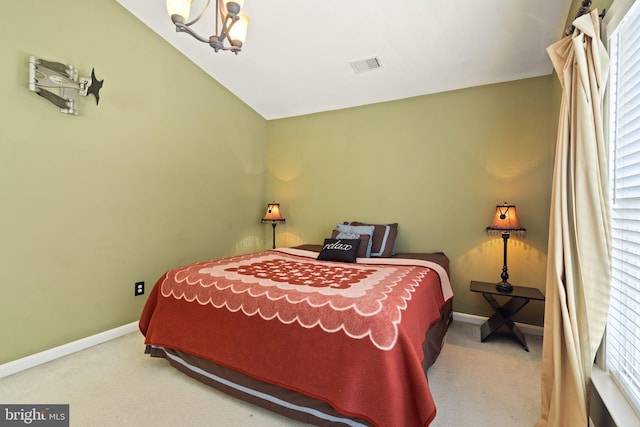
[346,222,398,257]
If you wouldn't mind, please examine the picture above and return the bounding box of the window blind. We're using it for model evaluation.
[606,0,640,413]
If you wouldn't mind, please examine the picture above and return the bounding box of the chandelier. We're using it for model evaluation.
[166,0,250,54]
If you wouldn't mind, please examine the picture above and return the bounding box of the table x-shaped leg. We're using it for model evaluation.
[479,293,531,351]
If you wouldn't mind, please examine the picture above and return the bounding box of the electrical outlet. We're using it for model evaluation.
[134,281,144,296]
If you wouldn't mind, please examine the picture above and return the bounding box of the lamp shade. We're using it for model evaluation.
[262,203,285,223]
[229,13,250,45]
[486,203,526,234]
[166,0,192,21]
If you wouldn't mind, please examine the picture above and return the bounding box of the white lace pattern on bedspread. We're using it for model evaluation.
[160,250,440,351]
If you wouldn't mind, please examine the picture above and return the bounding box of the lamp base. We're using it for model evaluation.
[496,281,513,293]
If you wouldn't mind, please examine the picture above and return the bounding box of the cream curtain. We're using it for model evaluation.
[537,10,611,427]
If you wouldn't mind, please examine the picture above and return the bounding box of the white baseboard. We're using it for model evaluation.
[0,322,139,379]
[453,311,544,336]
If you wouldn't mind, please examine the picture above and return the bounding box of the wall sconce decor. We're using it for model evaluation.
[486,203,526,293]
[261,202,285,249]
[166,0,250,54]
[28,56,103,115]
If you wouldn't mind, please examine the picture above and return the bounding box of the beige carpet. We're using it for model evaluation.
[0,320,541,426]
[429,321,542,426]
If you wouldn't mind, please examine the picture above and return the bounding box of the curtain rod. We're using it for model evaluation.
[565,0,607,36]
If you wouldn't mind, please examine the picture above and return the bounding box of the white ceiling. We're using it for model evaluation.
[116,0,573,120]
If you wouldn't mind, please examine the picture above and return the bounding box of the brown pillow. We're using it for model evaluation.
[331,230,370,258]
[346,222,398,257]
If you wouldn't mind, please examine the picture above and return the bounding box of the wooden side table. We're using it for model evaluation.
[470,281,545,351]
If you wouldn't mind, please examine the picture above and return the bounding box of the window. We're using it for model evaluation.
[606,0,640,415]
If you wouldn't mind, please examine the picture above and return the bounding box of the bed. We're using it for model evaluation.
[139,225,454,427]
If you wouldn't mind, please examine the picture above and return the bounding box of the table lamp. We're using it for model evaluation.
[486,203,526,292]
[261,202,286,249]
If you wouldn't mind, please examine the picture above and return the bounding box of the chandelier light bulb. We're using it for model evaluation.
[229,13,250,45]
[166,0,192,23]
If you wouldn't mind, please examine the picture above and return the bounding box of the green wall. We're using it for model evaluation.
[266,77,558,327]
[264,0,614,332]
[1,0,611,366]
[0,0,267,364]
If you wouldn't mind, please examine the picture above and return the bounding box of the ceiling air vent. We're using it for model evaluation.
[349,56,383,74]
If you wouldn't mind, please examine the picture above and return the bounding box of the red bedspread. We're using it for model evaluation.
[140,248,453,427]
